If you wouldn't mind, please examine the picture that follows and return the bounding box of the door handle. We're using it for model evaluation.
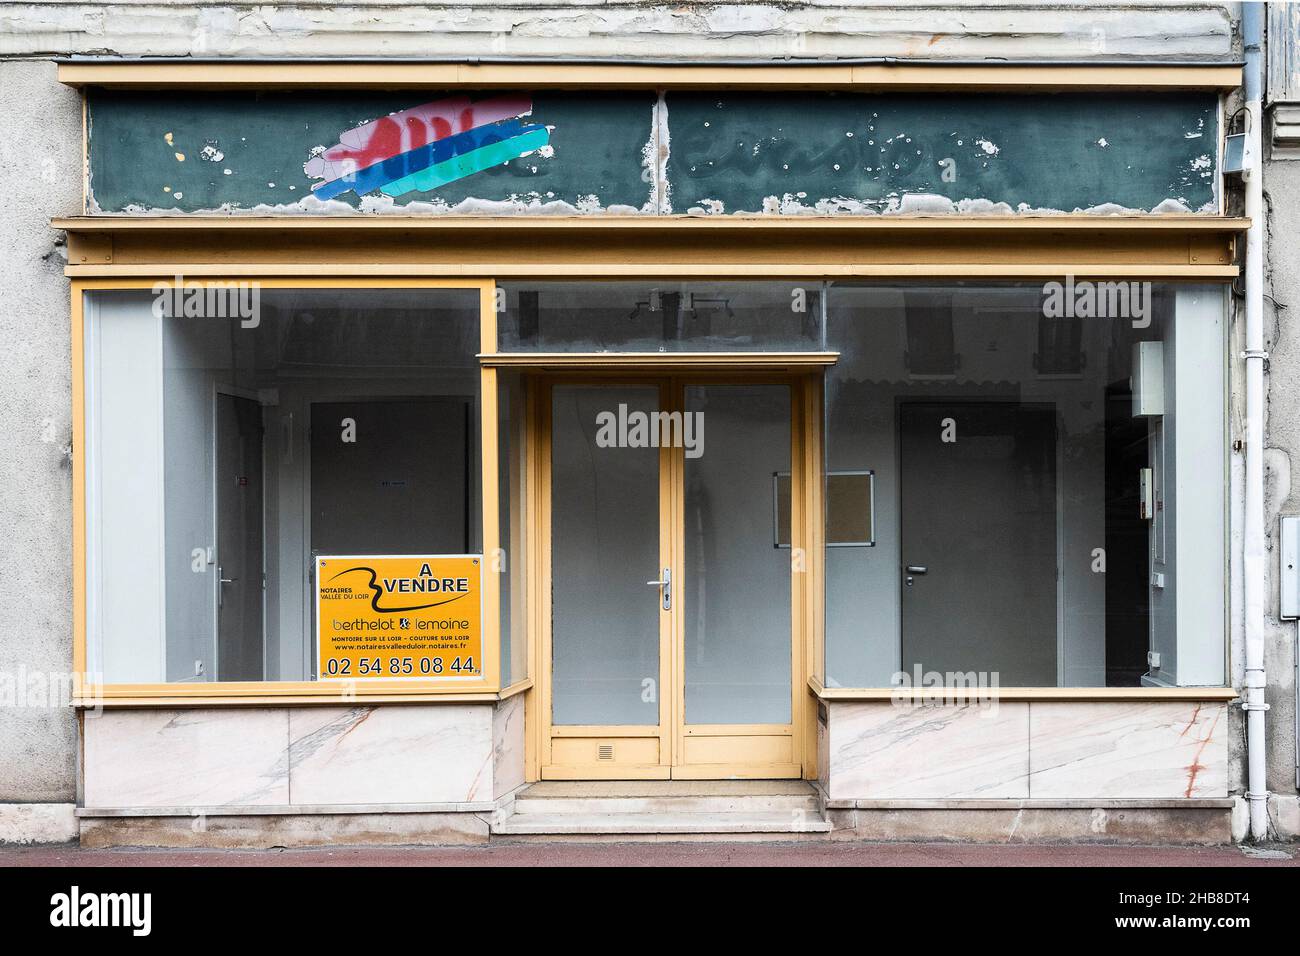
[905,565,928,575]
[646,568,672,610]
[217,566,234,608]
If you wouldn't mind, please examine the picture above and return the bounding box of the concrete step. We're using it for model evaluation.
[494,811,832,836]
[512,780,820,816]
[493,781,830,836]
[512,794,820,814]
[520,780,815,797]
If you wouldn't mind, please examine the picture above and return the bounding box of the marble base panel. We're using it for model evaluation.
[493,693,526,799]
[288,706,494,805]
[1027,701,1228,799]
[83,708,290,809]
[826,701,1029,801]
[82,703,505,810]
[823,700,1229,802]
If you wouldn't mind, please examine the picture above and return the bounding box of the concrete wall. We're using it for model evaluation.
[0,61,82,826]
[1262,140,1300,837]
[0,3,1235,61]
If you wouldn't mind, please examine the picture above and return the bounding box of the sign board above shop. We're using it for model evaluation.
[315,555,482,681]
[86,89,1218,216]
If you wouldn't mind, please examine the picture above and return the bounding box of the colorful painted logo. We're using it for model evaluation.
[305,95,550,200]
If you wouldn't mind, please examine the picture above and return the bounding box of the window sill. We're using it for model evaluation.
[74,678,533,709]
[806,676,1238,703]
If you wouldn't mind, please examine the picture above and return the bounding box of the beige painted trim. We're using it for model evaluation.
[77,692,515,709]
[53,216,1246,280]
[498,678,534,701]
[802,375,824,778]
[64,264,1243,280]
[56,61,1243,91]
[523,375,544,782]
[51,216,1251,233]
[481,352,840,370]
[537,373,812,780]
[73,277,501,703]
[807,676,1239,702]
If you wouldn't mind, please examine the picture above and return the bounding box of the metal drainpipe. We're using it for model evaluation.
[1242,2,1270,842]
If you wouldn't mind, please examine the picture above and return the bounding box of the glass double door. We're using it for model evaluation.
[543,378,800,779]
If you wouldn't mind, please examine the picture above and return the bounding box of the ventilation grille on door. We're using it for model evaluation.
[597,743,615,761]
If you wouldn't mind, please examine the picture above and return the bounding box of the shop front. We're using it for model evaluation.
[58,61,1244,844]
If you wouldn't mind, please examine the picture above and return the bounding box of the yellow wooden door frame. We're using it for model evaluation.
[667,374,805,779]
[535,375,673,779]
[532,370,817,780]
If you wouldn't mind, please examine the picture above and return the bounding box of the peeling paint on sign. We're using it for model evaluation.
[87,89,1218,216]
[663,92,1218,215]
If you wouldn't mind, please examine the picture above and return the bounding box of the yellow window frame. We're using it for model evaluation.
[71,276,512,705]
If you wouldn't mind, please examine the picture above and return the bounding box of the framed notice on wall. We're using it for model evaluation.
[315,555,482,680]
[773,470,876,548]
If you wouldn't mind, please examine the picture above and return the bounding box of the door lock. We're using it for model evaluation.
[904,564,927,587]
[646,568,672,610]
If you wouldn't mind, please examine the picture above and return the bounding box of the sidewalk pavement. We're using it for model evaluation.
[1,841,1296,867]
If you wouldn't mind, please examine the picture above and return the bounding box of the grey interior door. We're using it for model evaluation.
[215,393,265,681]
[309,398,470,556]
[899,401,1058,686]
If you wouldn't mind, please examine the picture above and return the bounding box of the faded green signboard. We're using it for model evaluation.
[87,89,1217,215]
[665,92,1216,214]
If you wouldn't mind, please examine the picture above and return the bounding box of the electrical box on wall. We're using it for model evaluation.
[1139,467,1155,519]
[1282,516,1300,620]
[1131,341,1165,416]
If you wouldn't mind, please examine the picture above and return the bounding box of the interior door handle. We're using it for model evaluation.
[217,566,234,609]
[905,565,928,575]
[646,568,672,610]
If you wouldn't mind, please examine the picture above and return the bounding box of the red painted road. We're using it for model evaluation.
[1,842,1295,867]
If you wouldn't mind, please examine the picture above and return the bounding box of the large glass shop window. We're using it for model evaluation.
[823,282,1227,689]
[83,287,483,683]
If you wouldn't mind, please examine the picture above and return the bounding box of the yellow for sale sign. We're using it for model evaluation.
[316,555,482,680]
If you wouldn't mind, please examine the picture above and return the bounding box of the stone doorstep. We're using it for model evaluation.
[494,812,833,836]
[512,795,822,815]
[495,780,830,835]
[519,780,815,798]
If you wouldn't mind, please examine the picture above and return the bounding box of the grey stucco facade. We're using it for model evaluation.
[0,2,1297,844]
[0,58,81,818]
